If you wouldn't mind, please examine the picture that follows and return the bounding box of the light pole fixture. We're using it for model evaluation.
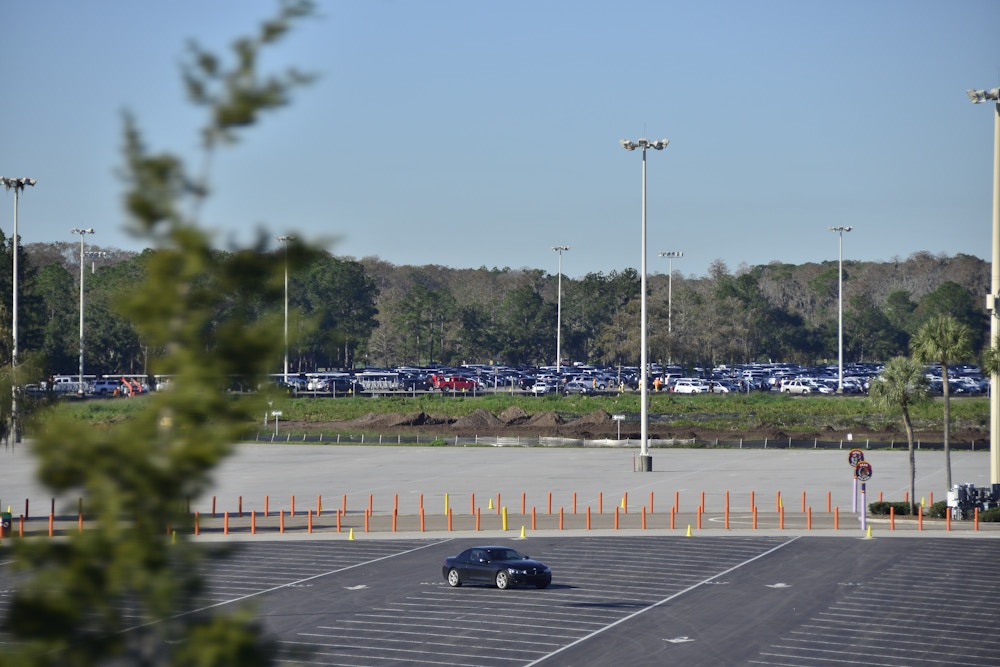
[552,246,569,374]
[829,226,852,394]
[277,235,295,384]
[968,86,1000,484]
[2,176,36,442]
[621,137,669,472]
[71,228,95,395]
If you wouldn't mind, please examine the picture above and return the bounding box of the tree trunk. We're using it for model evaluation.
[902,406,917,515]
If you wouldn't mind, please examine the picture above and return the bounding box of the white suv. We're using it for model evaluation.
[781,379,812,394]
[672,378,710,394]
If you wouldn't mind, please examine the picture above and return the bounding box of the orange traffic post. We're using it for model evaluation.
[834,507,839,530]
[929,491,934,506]
[674,490,680,513]
[224,511,229,535]
[496,493,501,515]
[391,509,396,533]
[775,491,780,512]
[194,512,200,536]
[18,515,23,538]
[280,510,286,534]
[946,510,951,532]
[586,506,591,530]
[251,510,256,534]
[420,507,425,532]
[238,495,243,518]
[700,491,705,513]
[670,507,676,530]
[521,492,526,515]
[448,507,453,531]
[641,506,647,530]
[309,509,314,533]
[531,506,537,530]
[367,494,373,515]
[697,507,702,530]
[750,490,755,512]
[470,492,475,516]
[752,506,758,530]
[342,493,347,515]
[78,512,83,534]
[419,493,424,512]
[48,513,53,537]
[317,494,322,517]
[779,506,784,530]
[548,492,553,515]
[614,506,619,530]
[291,495,296,518]
[212,495,217,518]
[918,510,923,531]
[807,507,812,530]
[649,491,654,515]
[890,506,895,530]
[724,504,729,530]
[559,507,564,530]
[264,495,269,517]
[476,507,481,531]
[336,509,341,533]
[623,492,628,514]
[573,492,578,514]
[599,492,603,514]
[725,491,730,515]
[975,507,980,531]
[393,493,398,515]
[801,491,806,513]
[364,510,369,533]
[879,491,883,502]
[826,491,831,513]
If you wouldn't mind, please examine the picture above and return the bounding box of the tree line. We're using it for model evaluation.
[2,239,988,377]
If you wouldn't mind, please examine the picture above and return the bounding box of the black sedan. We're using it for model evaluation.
[442,546,552,590]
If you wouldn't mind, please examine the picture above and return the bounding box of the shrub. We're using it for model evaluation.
[980,506,1000,522]
[926,500,948,519]
[869,501,911,516]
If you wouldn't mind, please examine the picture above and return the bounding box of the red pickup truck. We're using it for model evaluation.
[430,374,477,391]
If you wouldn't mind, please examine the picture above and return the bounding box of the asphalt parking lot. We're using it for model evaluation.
[3,444,1000,665]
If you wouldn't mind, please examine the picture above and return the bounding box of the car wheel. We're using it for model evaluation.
[495,570,510,590]
[447,568,462,587]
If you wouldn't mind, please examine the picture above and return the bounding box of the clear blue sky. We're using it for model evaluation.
[3,1,999,278]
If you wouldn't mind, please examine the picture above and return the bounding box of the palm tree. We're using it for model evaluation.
[910,315,973,490]
[868,356,930,515]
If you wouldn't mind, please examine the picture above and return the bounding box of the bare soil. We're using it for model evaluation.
[281,409,989,444]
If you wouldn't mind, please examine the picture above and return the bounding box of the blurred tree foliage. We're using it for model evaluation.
[0,2,318,665]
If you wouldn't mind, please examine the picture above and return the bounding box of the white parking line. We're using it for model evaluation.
[523,536,801,667]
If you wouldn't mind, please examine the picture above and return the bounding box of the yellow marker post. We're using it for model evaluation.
[502,507,508,531]
[444,493,449,515]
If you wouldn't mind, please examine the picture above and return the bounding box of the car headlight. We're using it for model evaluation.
[508,567,527,575]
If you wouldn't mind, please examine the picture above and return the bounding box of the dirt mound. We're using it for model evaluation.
[571,410,613,426]
[499,405,530,425]
[522,411,565,427]
[452,408,504,430]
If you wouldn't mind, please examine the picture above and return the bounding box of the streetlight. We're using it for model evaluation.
[552,246,569,374]
[829,226,852,393]
[2,176,36,442]
[71,228,95,395]
[657,251,683,334]
[277,235,295,384]
[621,137,669,473]
[968,86,1000,484]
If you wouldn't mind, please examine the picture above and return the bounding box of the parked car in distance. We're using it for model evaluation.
[781,379,812,394]
[530,380,558,395]
[431,375,477,391]
[562,380,592,394]
[91,379,124,396]
[442,546,552,590]
[672,378,710,394]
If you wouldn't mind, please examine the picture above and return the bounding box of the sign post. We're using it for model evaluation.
[612,414,625,441]
[854,460,874,532]
[848,449,864,512]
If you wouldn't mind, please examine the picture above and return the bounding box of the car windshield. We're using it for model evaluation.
[488,548,524,561]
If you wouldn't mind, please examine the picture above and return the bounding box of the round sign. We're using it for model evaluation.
[854,461,873,481]
[848,449,864,467]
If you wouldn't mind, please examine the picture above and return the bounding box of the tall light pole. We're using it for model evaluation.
[829,226,852,393]
[552,246,569,374]
[657,251,683,334]
[2,176,36,442]
[621,137,669,473]
[277,235,295,384]
[71,228,95,395]
[968,86,1000,484]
